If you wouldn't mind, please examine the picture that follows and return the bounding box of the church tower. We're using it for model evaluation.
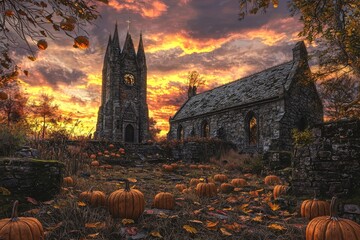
[94,24,149,143]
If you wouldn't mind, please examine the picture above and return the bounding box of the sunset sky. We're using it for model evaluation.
[15,0,309,137]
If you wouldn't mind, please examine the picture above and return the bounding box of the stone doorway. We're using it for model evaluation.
[125,124,135,143]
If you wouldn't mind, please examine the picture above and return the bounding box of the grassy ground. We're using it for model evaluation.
[18,159,309,240]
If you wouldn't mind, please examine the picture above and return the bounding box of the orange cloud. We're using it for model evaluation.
[108,0,168,18]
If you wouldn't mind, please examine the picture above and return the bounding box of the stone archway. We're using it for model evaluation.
[125,124,135,143]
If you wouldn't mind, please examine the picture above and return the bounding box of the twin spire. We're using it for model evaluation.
[106,23,145,58]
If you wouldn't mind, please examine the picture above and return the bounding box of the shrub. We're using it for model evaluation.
[0,123,27,156]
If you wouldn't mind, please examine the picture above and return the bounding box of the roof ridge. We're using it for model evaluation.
[193,60,294,98]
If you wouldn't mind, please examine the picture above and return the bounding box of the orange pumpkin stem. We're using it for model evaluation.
[330,196,339,220]
[11,200,19,221]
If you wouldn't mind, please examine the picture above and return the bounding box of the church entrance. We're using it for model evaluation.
[125,124,135,143]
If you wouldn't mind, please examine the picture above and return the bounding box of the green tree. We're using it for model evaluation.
[319,75,360,120]
[31,93,59,139]
[0,0,108,86]
[238,0,360,77]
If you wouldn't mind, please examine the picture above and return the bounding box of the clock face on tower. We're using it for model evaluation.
[123,73,135,86]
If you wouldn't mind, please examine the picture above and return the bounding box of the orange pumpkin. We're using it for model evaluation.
[73,36,89,49]
[306,197,360,240]
[273,185,288,199]
[272,0,279,8]
[98,152,103,156]
[170,163,178,169]
[5,10,14,17]
[214,174,228,183]
[90,160,100,167]
[37,39,48,50]
[0,200,44,239]
[264,175,281,185]
[119,148,125,154]
[153,192,175,210]
[301,194,330,220]
[63,176,74,187]
[60,19,75,31]
[103,164,113,170]
[189,178,201,187]
[182,188,194,194]
[90,154,97,159]
[189,164,198,169]
[220,183,234,193]
[107,179,145,220]
[231,178,247,187]
[196,178,217,197]
[162,164,174,172]
[175,183,187,192]
[0,91,8,100]
[109,144,115,148]
[79,188,106,207]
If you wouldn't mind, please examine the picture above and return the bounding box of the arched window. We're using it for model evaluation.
[177,125,184,140]
[246,112,258,146]
[201,120,210,138]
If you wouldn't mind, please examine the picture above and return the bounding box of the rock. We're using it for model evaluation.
[344,204,360,215]
[0,158,64,205]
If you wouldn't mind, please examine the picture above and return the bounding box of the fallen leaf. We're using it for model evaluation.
[220,227,232,236]
[0,187,11,196]
[122,219,135,225]
[125,227,138,236]
[26,208,40,215]
[26,197,38,205]
[268,202,281,211]
[87,233,99,238]
[206,220,219,230]
[127,178,137,183]
[188,220,203,224]
[85,222,106,229]
[226,196,238,203]
[183,225,198,234]
[267,223,286,231]
[150,231,163,238]
[252,216,263,222]
[42,200,54,205]
[78,201,86,207]
[223,222,244,233]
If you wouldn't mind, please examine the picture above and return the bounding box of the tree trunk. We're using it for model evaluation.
[42,115,46,139]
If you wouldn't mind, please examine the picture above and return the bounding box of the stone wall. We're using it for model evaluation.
[167,139,236,162]
[292,120,360,198]
[168,99,286,154]
[0,158,65,204]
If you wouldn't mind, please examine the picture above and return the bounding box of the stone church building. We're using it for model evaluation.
[95,25,149,142]
[168,41,323,154]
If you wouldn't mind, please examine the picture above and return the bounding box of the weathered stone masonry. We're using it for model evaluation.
[168,42,323,159]
[95,24,149,143]
[292,120,360,198]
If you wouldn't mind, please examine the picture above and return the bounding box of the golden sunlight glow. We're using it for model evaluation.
[108,0,168,18]
[12,4,301,139]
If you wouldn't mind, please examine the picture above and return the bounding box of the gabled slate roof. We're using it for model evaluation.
[172,60,296,121]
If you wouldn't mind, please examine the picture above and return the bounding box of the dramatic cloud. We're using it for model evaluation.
[16,1,305,137]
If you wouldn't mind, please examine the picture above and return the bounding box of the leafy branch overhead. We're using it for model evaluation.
[238,0,360,78]
[0,0,108,84]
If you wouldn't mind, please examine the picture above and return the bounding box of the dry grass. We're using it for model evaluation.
[18,161,308,240]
